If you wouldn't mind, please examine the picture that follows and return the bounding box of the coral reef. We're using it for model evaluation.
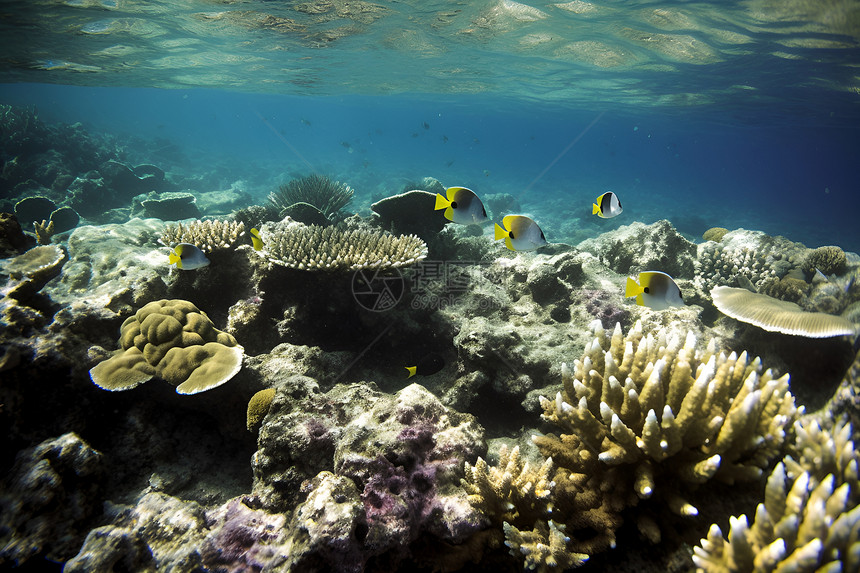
[533,320,797,542]
[89,299,243,394]
[137,191,201,221]
[1,244,67,302]
[370,189,446,240]
[802,245,848,277]
[578,219,697,278]
[711,286,856,338]
[0,212,32,257]
[269,174,354,224]
[159,219,247,253]
[693,460,860,572]
[695,229,807,293]
[259,218,427,271]
[0,433,105,566]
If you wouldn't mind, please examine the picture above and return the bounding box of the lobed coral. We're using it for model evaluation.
[702,227,729,242]
[159,219,247,253]
[89,299,243,394]
[259,218,427,271]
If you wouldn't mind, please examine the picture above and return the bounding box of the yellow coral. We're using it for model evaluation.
[693,462,860,572]
[702,227,729,242]
[247,388,276,432]
[89,299,243,395]
[533,320,797,541]
[503,520,588,572]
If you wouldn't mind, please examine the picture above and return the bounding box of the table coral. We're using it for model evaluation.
[159,219,247,253]
[534,320,798,541]
[258,217,427,271]
[89,299,243,394]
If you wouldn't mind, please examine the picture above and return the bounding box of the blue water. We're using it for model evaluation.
[2,81,858,251]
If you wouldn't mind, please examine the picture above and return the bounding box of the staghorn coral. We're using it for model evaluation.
[33,219,55,245]
[269,174,354,223]
[784,418,859,497]
[503,520,588,572]
[259,218,427,271]
[89,299,243,394]
[802,245,847,277]
[159,219,246,253]
[534,320,798,542]
[693,462,860,572]
[462,444,555,528]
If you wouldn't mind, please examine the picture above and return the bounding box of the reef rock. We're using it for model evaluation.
[578,219,697,278]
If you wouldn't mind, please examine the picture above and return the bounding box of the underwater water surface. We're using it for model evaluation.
[2,1,860,572]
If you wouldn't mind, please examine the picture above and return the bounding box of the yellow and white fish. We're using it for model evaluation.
[625,271,684,310]
[168,243,210,270]
[434,186,488,225]
[250,227,264,251]
[592,191,623,218]
[494,215,547,252]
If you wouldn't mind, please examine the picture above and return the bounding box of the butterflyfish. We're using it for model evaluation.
[494,215,547,252]
[405,353,445,378]
[250,227,264,251]
[434,186,489,225]
[593,191,623,218]
[168,243,210,270]
[625,271,684,310]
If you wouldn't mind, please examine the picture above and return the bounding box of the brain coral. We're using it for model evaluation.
[258,218,427,271]
[533,320,798,543]
[89,299,243,394]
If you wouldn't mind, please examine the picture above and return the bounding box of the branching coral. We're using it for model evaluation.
[258,218,427,271]
[159,219,247,253]
[693,462,860,572]
[533,320,798,541]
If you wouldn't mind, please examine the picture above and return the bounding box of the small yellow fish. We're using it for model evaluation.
[250,228,264,251]
[592,191,623,218]
[434,186,488,225]
[168,243,210,270]
[493,215,547,252]
[625,271,684,310]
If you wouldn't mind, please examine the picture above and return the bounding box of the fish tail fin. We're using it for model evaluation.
[405,366,417,378]
[434,193,450,211]
[592,203,600,215]
[625,277,642,298]
[168,249,181,268]
[494,223,507,241]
